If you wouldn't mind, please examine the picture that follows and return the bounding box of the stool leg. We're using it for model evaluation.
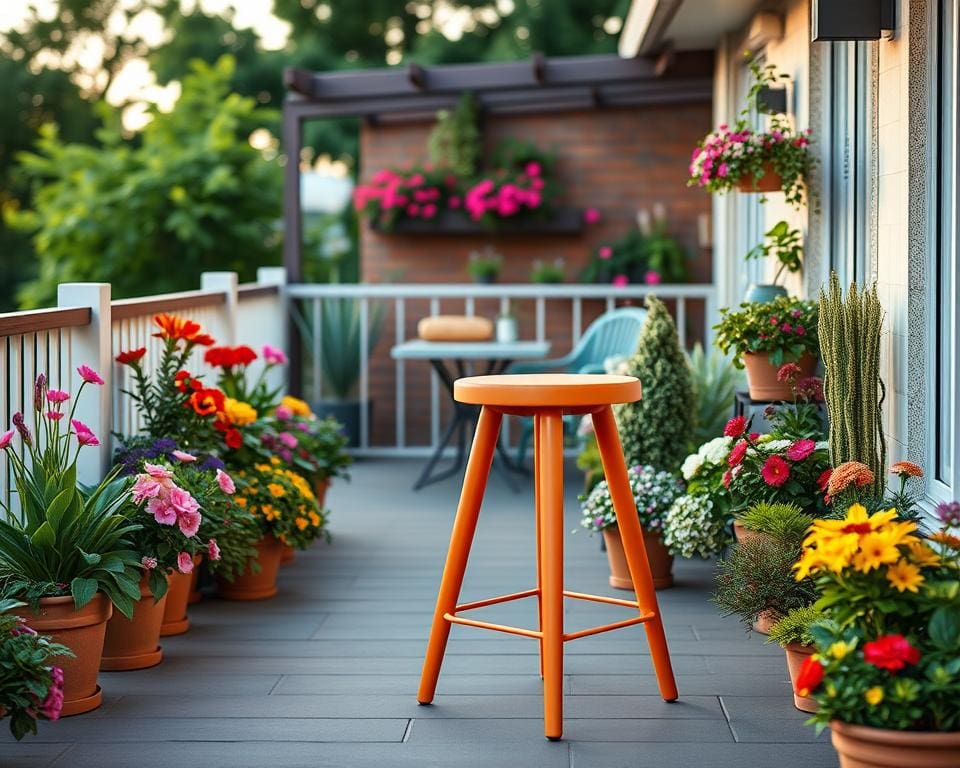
[534,415,544,680]
[592,406,679,702]
[539,410,565,740]
[418,406,502,705]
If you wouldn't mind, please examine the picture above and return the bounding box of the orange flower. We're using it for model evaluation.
[889,461,923,479]
[188,387,225,416]
[930,531,960,550]
[152,313,209,343]
[827,461,875,496]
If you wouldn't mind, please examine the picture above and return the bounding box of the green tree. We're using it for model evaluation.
[616,296,695,473]
[8,55,282,307]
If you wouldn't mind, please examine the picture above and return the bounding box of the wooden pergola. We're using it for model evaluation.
[280,51,713,282]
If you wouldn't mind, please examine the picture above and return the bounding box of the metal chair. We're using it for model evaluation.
[509,306,648,464]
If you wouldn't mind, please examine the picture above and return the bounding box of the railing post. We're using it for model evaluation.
[257,266,288,394]
[58,283,112,484]
[201,271,239,346]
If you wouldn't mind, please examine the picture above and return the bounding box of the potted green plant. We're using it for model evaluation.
[579,465,684,589]
[744,220,803,303]
[0,371,141,715]
[0,598,72,738]
[529,258,565,284]
[767,604,824,713]
[714,295,819,400]
[688,56,812,208]
[794,503,960,767]
[466,247,502,284]
[733,500,811,547]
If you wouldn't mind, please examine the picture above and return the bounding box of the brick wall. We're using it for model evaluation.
[357,103,713,447]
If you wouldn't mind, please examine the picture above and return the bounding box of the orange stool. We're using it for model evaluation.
[417,374,678,740]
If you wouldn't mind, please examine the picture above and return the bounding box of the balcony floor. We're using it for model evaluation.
[4,458,837,767]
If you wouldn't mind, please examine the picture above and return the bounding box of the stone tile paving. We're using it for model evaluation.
[1,458,838,768]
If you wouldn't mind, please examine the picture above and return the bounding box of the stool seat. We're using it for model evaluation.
[454,373,641,409]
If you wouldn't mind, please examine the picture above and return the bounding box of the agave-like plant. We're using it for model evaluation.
[687,343,743,448]
[0,371,142,618]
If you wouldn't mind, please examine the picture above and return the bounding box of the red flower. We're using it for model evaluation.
[174,371,192,394]
[748,432,760,441]
[863,634,921,672]
[760,455,791,487]
[724,415,748,438]
[115,348,147,365]
[728,441,748,467]
[786,439,816,461]
[794,657,824,697]
[722,470,733,488]
[153,313,202,342]
[205,345,258,368]
[188,388,225,416]
[817,468,833,493]
[777,362,802,383]
[224,428,242,449]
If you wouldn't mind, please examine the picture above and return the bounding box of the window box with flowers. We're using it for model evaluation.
[688,58,812,209]
[714,296,819,400]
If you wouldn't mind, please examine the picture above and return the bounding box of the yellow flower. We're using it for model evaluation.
[906,541,941,566]
[864,686,884,706]
[235,496,248,507]
[827,641,852,660]
[886,559,925,593]
[280,395,313,417]
[295,516,309,531]
[270,456,281,466]
[852,530,902,573]
[262,504,280,521]
[267,483,287,498]
[309,511,321,527]
[222,397,258,426]
[254,463,272,473]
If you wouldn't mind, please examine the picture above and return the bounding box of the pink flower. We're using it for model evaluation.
[278,432,298,449]
[172,450,196,462]
[717,162,729,178]
[724,415,748,438]
[760,455,791,487]
[76,364,104,385]
[75,429,100,447]
[147,497,178,526]
[422,203,438,218]
[46,411,64,422]
[71,418,93,435]
[644,270,661,285]
[262,345,287,365]
[39,672,64,721]
[207,539,221,561]
[786,439,816,461]
[144,462,174,480]
[131,475,163,504]
[275,405,293,420]
[795,325,806,335]
[0,429,13,449]
[448,196,461,209]
[598,246,613,260]
[216,468,236,495]
[583,208,601,225]
[177,552,194,574]
[141,556,158,570]
[727,441,748,467]
[178,509,201,538]
[46,389,70,403]
[524,161,542,177]
[780,322,793,333]
[612,274,629,287]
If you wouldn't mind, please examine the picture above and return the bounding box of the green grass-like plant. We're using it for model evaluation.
[736,502,811,544]
[767,604,824,648]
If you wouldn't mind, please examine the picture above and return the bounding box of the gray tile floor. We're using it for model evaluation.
[2,458,838,768]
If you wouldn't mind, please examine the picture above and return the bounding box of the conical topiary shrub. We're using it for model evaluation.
[616,295,695,473]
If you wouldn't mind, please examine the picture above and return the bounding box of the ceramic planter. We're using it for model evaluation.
[101,574,168,671]
[16,593,112,716]
[602,526,674,590]
[784,643,818,713]
[496,316,519,343]
[187,566,202,605]
[742,351,816,400]
[736,161,783,193]
[217,535,283,601]
[161,555,202,636]
[744,283,788,303]
[830,721,960,768]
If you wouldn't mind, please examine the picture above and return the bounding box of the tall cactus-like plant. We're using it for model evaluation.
[818,273,886,495]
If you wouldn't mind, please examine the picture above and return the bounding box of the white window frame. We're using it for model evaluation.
[927,0,960,503]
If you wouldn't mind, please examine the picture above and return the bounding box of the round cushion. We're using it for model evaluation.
[418,315,493,341]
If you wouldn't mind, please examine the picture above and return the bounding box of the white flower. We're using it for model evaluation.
[663,493,729,559]
[699,436,733,465]
[681,452,704,480]
[764,439,792,452]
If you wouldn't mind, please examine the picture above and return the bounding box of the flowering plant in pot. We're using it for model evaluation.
[714,296,819,400]
[466,246,502,284]
[793,503,960,767]
[204,343,286,413]
[688,57,812,208]
[0,598,72,739]
[221,459,326,600]
[463,140,558,225]
[579,465,684,589]
[767,604,825,712]
[353,165,457,230]
[0,370,140,715]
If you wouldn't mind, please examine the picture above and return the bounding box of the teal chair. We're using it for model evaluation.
[509,306,648,465]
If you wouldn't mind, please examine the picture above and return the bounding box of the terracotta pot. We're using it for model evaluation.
[753,609,778,635]
[187,564,202,604]
[101,574,168,671]
[830,721,960,768]
[161,555,202,636]
[784,643,818,713]
[217,535,283,601]
[602,526,674,590]
[735,161,783,193]
[16,594,112,716]
[279,543,296,565]
[742,352,816,401]
[733,521,776,548]
[312,477,330,508]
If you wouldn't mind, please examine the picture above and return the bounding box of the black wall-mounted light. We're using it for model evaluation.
[811,0,895,41]
[757,86,788,115]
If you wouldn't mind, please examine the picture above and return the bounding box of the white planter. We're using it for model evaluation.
[496,316,518,343]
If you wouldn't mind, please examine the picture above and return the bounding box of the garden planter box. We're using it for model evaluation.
[830,721,960,768]
[742,351,816,400]
[736,162,783,193]
[369,207,584,236]
[602,526,673,590]
[784,643,818,713]
[101,574,168,671]
[217,535,284,601]
[17,594,112,716]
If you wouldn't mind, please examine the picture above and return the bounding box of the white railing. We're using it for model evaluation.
[0,269,287,501]
[287,282,717,456]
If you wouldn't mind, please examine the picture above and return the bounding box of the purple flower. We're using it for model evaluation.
[33,373,46,412]
[935,501,960,527]
[12,412,31,446]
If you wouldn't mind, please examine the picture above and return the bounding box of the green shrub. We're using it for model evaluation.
[736,502,811,544]
[767,604,824,648]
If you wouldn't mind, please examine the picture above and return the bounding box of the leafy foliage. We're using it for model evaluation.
[428,92,480,177]
[745,220,803,285]
[582,218,689,285]
[767,604,824,648]
[713,295,819,368]
[617,296,695,473]
[686,343,742,449]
